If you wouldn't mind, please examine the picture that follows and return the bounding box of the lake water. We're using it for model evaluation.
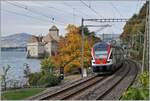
[0,51,41,82]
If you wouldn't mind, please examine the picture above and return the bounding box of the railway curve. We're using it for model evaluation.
[26,59,138,100]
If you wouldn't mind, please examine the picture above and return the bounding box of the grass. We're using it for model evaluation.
[121,87,149,100]
[1,88,46,100]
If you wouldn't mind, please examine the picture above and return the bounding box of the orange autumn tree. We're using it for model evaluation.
[54,24,93,73]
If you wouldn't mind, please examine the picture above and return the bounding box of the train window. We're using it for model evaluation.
[93,43,109,58]
[94,43,108,51]
[95,51,107,58]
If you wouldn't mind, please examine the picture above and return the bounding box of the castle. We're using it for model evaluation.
[27,25,59,58]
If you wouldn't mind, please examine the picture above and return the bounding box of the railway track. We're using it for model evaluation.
[95,60,138,100]
[26,75,103,100]
[27,59,138,100]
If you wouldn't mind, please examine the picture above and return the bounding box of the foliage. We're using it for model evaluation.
[1,88,45,100]
[121,87,149,100]
[53,24,96,73]
[41,57,56,74]
[29,57,61,87]
[138,71,149,88]
[121,1,148,41]
[29,72,42,86]
[1,65,11,91]
[79,26,92,36]
[23,63,31,78]
[23,63,31,86]
[29,72,60,87]
[37,73,61,87]
[121,71,149,100]
[120,1,148,60]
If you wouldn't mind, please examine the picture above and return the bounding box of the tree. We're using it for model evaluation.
[1,65,11,91]
[79,26,90,36]
[29,72,42,86]
[54,24,94,73]
[23,63,31,86]
[121,1,148,41]
[41,57,56,75]
[120,1,148,60]
[29,58,60,87]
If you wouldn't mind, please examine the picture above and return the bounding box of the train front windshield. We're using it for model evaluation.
[94,43,108,59]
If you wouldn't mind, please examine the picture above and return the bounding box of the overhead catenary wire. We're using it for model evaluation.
[109,2,124,18]
[1,9,49,23]
[80,0,104,18]
[31,1,82,22]
[5,1,66,26]
[135,0,140,14]
[28,1,89,25]
[6,1,51,19]
[62,1,92,18]
[135,0,143,14]
[1,9,68,33]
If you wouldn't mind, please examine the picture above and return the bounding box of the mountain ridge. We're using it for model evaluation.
[1,33,32,48]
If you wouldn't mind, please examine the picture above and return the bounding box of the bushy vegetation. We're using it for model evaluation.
[120,1,148,59]
[138,71,149,88]
[121,71,149,100]
[53,24,100,73]
[121,1,148,41]
[28,24,100,86]
[29,57,61,87]
[121,87,149,100]
[1,65,11,91]
[38,73,60,87]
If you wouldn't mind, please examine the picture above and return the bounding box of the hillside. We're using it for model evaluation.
[1,33,32,47]
[120,1,148,41]
[120,1,148,60]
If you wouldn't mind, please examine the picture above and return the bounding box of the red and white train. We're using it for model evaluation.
[91,41,124,73]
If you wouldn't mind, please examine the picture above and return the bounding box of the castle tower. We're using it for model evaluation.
[48,25,59,41]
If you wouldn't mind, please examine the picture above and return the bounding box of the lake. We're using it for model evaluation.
[0,51,41,82]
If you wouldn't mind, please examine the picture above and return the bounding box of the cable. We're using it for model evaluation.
[6,1,52,19]
[5,1,66,25]
[80,0,103,18]
[62,2,92,18]
[31,1,79,18]
[31,1,80,24]
[109,2,123,18]
[1,9,49,23]
[135,0,143,14]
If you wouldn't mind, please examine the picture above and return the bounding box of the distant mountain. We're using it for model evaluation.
[1,33,32,47]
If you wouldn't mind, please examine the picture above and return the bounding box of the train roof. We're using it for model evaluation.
[93,41,110,47]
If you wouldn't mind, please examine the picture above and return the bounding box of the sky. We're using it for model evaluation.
[0,0,146,37]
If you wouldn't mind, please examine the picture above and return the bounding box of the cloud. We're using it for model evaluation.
[13,1,44,7]
[1,1,146,36]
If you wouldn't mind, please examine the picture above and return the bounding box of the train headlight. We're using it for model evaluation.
[107,60,110,63]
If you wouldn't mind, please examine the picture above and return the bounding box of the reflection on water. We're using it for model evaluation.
[0,51,41,81]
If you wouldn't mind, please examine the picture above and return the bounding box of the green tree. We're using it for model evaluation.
[121,1,148,41]
[1,65,11,91]
[29,72,42,86]
[41,57,56,75]
[138,71,149,88]
[23,63,31,86]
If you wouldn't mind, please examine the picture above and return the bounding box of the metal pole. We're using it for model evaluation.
[0,23,1,99]
[142,4,148,73]
[81,18,84,77]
